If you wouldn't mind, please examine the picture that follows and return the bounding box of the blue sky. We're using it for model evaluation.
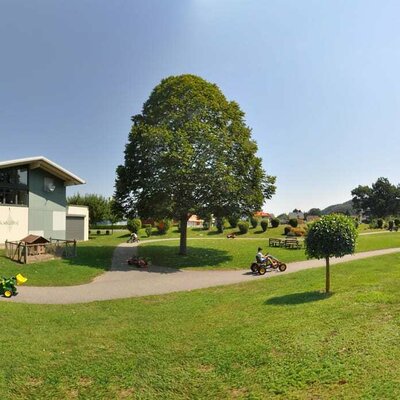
[1,0,399,215]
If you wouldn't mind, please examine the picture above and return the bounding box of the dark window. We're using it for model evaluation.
[0,166,28,206]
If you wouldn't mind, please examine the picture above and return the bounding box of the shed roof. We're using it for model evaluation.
[21,235,50,244]
[0,156,85,186]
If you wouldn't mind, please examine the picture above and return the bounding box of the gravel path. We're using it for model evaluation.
[4,242,400,305]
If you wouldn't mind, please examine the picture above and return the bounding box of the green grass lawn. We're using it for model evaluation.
[0,231,129,286]
[138,232,400,270]
[1,253,400,398]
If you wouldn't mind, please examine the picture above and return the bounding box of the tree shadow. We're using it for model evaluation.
[254,230,265,234]
[138,245,232,269]
[265,291,332,305]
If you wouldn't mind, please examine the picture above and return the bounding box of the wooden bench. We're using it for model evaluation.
[269,238,282,247]
[283,238,302,249]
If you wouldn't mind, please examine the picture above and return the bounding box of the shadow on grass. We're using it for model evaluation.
[265,291,332,305]
[138,245,232,269]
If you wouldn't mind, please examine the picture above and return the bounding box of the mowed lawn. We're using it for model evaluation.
[0,231,130,286]
[138,232,400,270]
[1,253,400,398]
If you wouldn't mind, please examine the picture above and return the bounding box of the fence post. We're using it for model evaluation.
[74,240,77,257]
[24,243,27,264]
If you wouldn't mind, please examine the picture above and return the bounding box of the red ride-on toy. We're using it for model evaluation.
[250,254,287,275]
[127,256,150,268]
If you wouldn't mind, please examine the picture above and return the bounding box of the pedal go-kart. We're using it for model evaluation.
[250,255,287,275]
[127,256,151,268]
[0,273,28,298]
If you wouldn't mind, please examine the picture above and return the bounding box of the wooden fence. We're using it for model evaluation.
[4,239,77,264]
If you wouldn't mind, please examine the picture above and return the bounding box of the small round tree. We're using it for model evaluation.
[305,214,358,293]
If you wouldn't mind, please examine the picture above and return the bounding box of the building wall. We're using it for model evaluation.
[0,206,29,242]
[28,168,66,239]
[67,205,89,241]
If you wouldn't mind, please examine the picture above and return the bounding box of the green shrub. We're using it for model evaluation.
[92,224,127,230]
[292,227,306,236]
[289,218,298,228]
[145,226,152,237]
[250,216,259,229]
[228,215,239,229]
[157,219,172,234]
[237,220,249,234]
[388,220,394,231]
[127,218,142,233]
[377,219,384,229]
[96,230,101,235]
[284,226,292,235]
[271,218,280,228]
[260,220,268,232]
[395,218,400,227]
[106,230,110,235]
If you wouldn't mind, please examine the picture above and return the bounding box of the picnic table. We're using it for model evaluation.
[269,237,303,249]
[269,238,282,247]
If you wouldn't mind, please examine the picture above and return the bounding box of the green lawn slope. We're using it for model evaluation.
[1,253,400,398]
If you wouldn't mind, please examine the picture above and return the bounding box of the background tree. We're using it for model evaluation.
[308,208,322,216]
[305,214,358,293]
[352,177,400,219]
[114,74,276,255]
[108,198,124,234]
[67,193,109,227]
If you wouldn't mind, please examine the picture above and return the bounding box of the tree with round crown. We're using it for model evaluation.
[114,74,276,255]
[305,214,357,293]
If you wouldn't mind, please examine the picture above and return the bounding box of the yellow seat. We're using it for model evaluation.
[16,273,27,285]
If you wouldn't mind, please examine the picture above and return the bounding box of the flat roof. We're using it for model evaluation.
[0,156,85,186]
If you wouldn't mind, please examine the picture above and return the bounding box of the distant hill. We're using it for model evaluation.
[321,200,356,215]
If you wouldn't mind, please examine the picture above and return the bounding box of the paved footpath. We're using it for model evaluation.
[4,242,400,305]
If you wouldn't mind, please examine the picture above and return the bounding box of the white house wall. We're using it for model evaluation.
[0,206,29,243]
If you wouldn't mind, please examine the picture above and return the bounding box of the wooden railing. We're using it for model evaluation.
[4,238,77,264]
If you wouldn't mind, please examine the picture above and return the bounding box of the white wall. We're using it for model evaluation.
[67,205,89,241]
[0,206,29,243]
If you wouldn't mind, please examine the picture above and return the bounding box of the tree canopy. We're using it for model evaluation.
[67,193,110,227]
[351,177,400,219]
[114,74,276,254]
[305,214,357,293]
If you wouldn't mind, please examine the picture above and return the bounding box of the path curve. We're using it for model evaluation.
[4,240,400,304]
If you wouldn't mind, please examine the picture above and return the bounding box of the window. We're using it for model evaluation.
[0,166,28,206]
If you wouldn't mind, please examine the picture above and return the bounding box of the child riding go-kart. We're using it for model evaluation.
[250,250,287,275]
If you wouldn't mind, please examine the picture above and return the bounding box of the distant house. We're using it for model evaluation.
[288,211,305,221]
[0,156,89,243]
[254,211,274,219]
[187,215,204,227]
[306,215,320,223]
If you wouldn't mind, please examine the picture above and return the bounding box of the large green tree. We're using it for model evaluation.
[305,214,357,293]
[351,177,400,218]
[115,74,276,255]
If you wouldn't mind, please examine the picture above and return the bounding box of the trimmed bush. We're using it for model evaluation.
[127,218,142,233]
[288,218,298,228]
[377,219,384,229]
[228,215,239,229]
[157,219,172,234]
[271,218,280,228]
[145,226,152,237]
[284,226,292,235]
[96,230,101,235]
[292,227,306,236]
[395,218,400,227]
[237,220,249,234]
[106,230,110,235]
[250,216,259,229]
[260,220,268,232]
[388,220,394,231]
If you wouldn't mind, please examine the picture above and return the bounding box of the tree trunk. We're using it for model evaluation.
[179,215,189,255]
[325,256,330,293]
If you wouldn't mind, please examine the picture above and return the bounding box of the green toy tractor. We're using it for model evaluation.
[0,274,27,298]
